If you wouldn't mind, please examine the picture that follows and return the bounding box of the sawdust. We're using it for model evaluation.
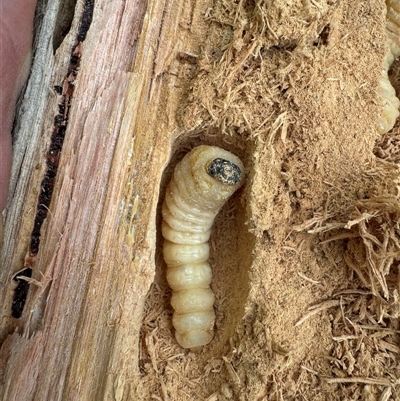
[140,0,400,399]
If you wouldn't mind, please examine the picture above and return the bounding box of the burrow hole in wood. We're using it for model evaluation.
[139,128,255,372]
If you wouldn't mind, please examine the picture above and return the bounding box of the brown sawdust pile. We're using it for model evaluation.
[139,0,400,400]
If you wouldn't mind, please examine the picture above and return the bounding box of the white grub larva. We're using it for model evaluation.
[377,0,400,134]
[162,145,244,349]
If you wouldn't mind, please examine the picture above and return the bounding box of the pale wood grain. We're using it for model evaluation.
[0,0,199,398]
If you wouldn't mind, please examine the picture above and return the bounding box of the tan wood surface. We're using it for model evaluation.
[0,0,173,398]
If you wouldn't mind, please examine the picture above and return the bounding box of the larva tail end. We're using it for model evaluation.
[207,158,242,185]
[175,329,214,349]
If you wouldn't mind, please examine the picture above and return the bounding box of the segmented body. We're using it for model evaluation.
[162,145,244,349]
[377,0,400,134]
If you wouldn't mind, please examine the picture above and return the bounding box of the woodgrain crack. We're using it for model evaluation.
[14,0,94,319]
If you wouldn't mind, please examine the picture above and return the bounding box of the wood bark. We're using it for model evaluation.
[0,0,176,398]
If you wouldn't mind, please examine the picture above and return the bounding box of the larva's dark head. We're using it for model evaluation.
[207,158,242,185]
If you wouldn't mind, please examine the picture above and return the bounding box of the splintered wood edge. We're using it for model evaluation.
[0,0,183,399]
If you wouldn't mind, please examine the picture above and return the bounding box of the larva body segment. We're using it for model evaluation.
[377,67,400,134]
[162,145,244,349]
[377,0,400,134]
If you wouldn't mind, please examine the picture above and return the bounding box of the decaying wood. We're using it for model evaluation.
[0,0,169,398]
[1,0,399,400]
